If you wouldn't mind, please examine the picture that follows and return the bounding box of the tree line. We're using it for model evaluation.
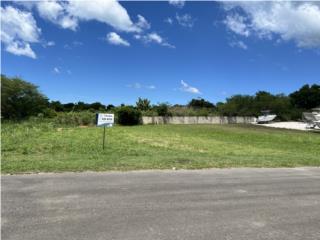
[1,75,320,121]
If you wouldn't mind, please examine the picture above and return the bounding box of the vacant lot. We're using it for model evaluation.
[2,122,320,173]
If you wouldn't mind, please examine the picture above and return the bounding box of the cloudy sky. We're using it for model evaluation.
[1,0,320,105]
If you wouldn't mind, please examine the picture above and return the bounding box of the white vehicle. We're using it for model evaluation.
[257,110,277,124]
[303,108,320,129]
[311,107,320,121]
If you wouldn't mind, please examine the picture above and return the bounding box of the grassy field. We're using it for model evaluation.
[2,122,320,173]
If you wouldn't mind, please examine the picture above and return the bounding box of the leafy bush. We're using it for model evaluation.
[42,108,57,118]
[142,109,159,116]
[54,111,96,126]
[188,98,215,109]
[154,103,171,116]
[117,106,141,125]
[169,106,217,116]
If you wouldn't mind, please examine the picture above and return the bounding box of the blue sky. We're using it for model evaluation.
[1,0,320,105]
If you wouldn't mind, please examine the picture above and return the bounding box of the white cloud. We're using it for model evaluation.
[1,6,40,58]
[29,0,146,32]
[66,0,140,32]
[135,32,175,48]
[53,67,60,74]
[146,85,156,90]
[136,14,151,30]
[36,1,63,21]
[42,40,55,48]
[180,80,201,94]
[106,32,130,46]
[130,83,142,89]
[164,17,173,25]
[224,14,250,37]
[34,1,64,22]
[147,33,163,44]
[176,13,195,28]
[126,83,156,90]
[73,41,83,46]
[229,40,248,50]
[46,41,55,46]
[3,1,171,56]
[6,42,37,59]
[59,15,78,31]
[36,1,78,31]
[223,2,320,48]
[169,0,185,8]
[1,6,40,43]
[64,41,83,50]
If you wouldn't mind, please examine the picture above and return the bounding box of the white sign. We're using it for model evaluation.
[96,113,114,127]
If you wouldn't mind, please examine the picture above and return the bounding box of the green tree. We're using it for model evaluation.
[290,84,320,109]
[74,101,89,111]
[217,95,255,116]
[188,98,215,109]
[254,91,297,120]
[89,102,106,111]
[1,75,49,119]
[50,101,64,112]
[136,97,151,111]
[117,106,141,125]
[106,104,115,111]
[217,91,300,120]
[155,103,171,116]
[62,103,75,112]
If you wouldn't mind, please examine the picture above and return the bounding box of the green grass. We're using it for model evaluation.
[2,122,320,173]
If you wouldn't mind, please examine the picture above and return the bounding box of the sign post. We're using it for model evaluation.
[96,113,114,150]
[103,125,106,150]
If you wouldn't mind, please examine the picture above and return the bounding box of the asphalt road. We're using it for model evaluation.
[2,168,320,240]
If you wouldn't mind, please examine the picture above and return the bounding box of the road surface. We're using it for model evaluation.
[2,168,320,240]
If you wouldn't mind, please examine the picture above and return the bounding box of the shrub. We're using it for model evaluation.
[117,106,141,125]
[188,98,215,109]
[168,106,217,116]
[42,108,57,118]
[155,103,171,116]
[142,109,158,116]
[54,111,95,126]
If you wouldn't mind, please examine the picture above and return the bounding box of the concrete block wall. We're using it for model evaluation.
[142,116,256,125]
